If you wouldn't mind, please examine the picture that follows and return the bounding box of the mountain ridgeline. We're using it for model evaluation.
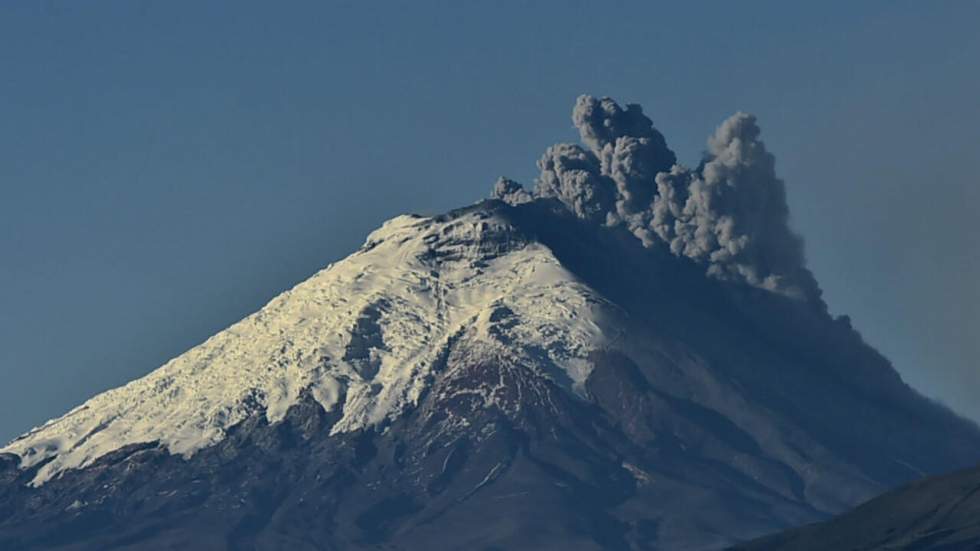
[734,462,980,550]
[2,97,978,550]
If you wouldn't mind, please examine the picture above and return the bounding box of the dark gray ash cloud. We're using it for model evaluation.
[494,95,820,302]
[532,143,613,223]
[491,177,532,206]
[572,95,676,226]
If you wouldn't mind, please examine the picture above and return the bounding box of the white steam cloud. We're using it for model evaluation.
[492,95,820,301]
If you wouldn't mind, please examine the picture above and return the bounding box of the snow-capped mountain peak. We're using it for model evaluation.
[3,208,621,486]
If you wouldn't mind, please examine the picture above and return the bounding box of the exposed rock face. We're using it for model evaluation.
[2,200,979,550]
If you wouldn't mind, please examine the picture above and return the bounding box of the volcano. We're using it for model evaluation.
[2,97,978,551]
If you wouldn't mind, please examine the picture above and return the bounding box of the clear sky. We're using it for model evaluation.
[2,1,978,443]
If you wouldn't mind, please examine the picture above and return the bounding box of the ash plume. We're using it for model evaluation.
[572,95,676,225]
[494,95,820,302]
[491,177,532,205]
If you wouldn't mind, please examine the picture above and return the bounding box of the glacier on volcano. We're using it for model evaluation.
[4,210,623,486]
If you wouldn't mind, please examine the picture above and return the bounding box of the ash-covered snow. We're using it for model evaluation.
[2,209,622,485]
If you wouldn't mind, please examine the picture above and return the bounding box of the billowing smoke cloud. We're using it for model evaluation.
[532,143,614,222]
[493,95,820,302]
[651,113,820,299]
[572,95,676,226]
[491,177,532,206]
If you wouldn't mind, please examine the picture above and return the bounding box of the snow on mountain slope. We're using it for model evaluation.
[2,209,623,486]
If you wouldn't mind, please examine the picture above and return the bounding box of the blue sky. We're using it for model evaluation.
[2,1,979,442]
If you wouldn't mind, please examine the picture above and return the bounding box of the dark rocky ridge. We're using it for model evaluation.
[2,199,979,550]
[733,462,980,550]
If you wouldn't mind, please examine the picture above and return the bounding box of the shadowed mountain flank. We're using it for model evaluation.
[732,462,980,550]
